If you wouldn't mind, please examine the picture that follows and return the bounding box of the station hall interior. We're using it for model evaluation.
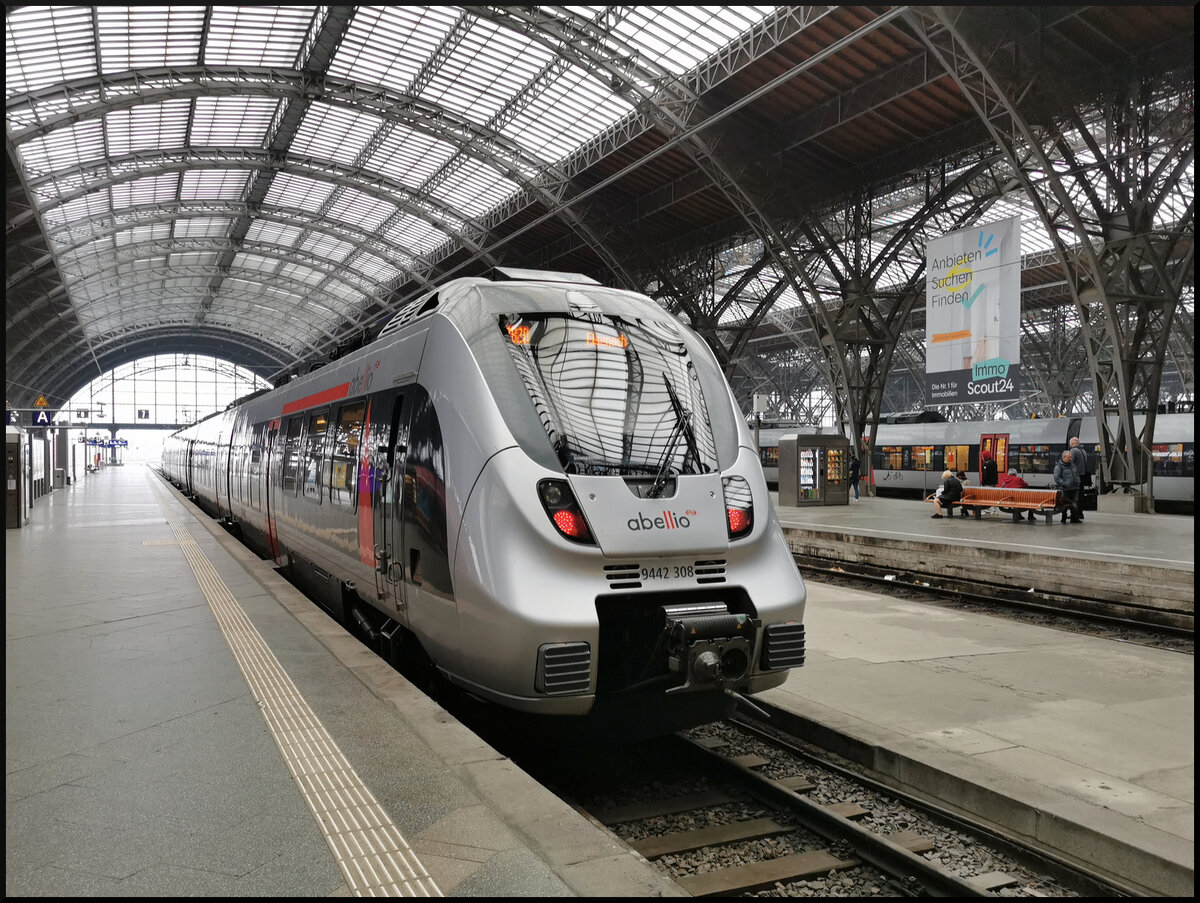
[5,4,1195,899]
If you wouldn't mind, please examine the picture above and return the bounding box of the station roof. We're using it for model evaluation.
[6,6,1194,410]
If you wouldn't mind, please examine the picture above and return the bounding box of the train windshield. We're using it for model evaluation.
[498,312,721,477]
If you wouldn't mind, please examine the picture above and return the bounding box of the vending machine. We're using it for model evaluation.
[7,426,25,529]
[778,433,852,507]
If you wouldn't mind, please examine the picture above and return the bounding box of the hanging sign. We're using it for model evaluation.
[925,216,1022,404]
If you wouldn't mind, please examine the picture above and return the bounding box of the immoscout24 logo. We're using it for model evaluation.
[627,509,698,531]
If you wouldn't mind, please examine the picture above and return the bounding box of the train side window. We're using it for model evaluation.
[303,409,330,502]
[944,445,969,472]
[875,445,903,470]
[1018,444,1053,474]
[912,445,939,471]
[330,402,365,508]
[281,417,304,493]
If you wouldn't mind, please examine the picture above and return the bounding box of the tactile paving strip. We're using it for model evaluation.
[152,481,440,897]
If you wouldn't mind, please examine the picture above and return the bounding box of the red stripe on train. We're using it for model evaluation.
[282,382,351,415]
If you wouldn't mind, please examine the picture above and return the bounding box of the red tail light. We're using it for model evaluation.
[722,476,754,539]
[538,479,594,544]
[552,508,589,539]
[726,506,752,536]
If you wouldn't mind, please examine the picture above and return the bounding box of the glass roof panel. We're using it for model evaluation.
[364,125,459,190]
[245,220,304,248]
[19,120,106,177]
[96,6,206,71]
[190,97,280,147]
[328,6,461,95]
[291,102,385,167]
[5,6,98,97]
[203,6,316,67]
[179,170,252,201]
[106,100,192,156]
[174,217,235,238]
[262,172,338,213]
[324,189,399,233]
[418,17,555,123]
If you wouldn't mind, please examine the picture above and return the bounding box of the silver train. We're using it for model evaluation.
[758,413,1194,510]
[163,270,807,734]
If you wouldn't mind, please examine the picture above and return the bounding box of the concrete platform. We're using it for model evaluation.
[773,494,1194,623]
[760,496,1194,897]
[5,464,682,897]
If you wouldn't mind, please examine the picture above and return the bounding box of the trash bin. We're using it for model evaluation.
[53,467,65,489]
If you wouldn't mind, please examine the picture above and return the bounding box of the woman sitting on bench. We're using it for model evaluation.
[931,469,963,518]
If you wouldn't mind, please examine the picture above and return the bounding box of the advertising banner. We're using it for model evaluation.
[925,216,1022,404]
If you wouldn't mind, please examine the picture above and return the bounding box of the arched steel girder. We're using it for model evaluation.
[904,6,1194,500]
[49,238,384,306]
[13,263,349,360]
[17,200,430,290]
[7,69,551,185]
[12,285,338,369]
[26,150,474,254]
[48,236,379,307]
[7,66,641,292]
[11,325,292,411]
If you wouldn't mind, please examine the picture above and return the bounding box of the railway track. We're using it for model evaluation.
[513,718,1125,898]
[791,549,1193,653]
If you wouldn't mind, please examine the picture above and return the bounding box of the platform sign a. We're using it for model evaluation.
[925,216,1022,405]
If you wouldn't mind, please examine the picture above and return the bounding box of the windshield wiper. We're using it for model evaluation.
[647,375,700,499]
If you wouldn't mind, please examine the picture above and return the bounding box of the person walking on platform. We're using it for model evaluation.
[931,469,962,518]
[848,456,860,500]
[998,467,1036,521]
[1068,437,1089,521]
[1053,449,1082,523]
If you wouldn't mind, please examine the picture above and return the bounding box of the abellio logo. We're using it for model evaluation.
[627,509,698,531]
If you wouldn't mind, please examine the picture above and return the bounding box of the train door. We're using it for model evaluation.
[364,390,408,617]
[980,433,1009,480]
[215,430,228,519]
[263,418,284,565]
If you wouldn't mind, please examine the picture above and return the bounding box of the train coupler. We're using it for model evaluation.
[661,602,756,694]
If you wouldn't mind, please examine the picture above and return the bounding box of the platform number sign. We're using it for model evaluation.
[33,411,51,426]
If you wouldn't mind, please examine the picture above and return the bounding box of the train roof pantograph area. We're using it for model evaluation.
[5,6,1195,456]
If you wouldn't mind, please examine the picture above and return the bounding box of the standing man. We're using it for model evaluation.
[848,456,860,500]
[1054,449,1082,523]
[1068,437,1089,521]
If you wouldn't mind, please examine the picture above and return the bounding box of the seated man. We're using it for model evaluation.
[997,468,1035,521]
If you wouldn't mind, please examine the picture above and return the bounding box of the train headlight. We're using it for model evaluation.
[538,479,594,544]
[722,475,754,539]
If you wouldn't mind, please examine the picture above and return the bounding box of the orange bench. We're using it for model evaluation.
[925,486,1063,523]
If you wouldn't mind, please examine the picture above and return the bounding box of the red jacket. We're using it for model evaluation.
[998,473,1029,489]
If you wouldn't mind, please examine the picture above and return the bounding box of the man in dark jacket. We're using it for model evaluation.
[981,450,998,487]
[1053,449,1082,523]
[931,469,962,518]
[848,456,860,500]
[1068,437,1089,520]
